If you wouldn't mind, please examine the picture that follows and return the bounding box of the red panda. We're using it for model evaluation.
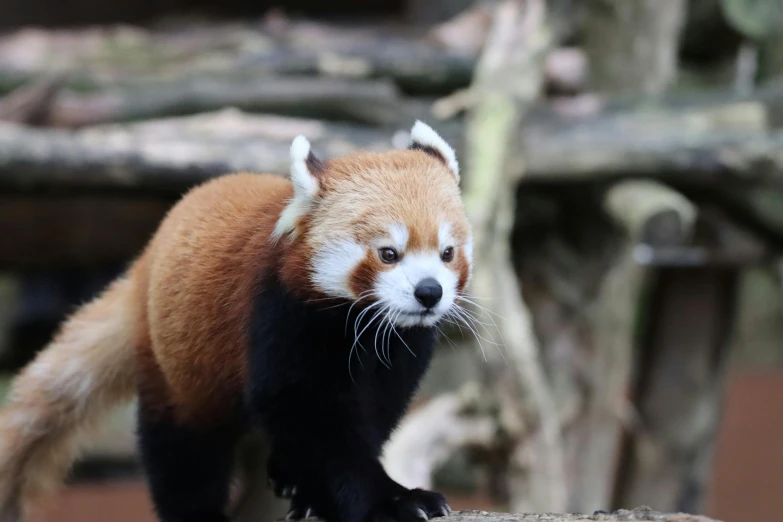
[0,121,473,522]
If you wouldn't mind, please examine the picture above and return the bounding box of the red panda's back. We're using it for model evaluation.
[140,172,291,422]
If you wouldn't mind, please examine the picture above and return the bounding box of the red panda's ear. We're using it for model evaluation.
[408,120,460,182]
[289,135,325,197]
[273,135,325,240]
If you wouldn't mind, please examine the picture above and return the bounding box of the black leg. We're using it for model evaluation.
[136,404,240,522]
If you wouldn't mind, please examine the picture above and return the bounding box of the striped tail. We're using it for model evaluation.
[0,273,139,521]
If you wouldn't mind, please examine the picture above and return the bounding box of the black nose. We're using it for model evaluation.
[414,278,443,309]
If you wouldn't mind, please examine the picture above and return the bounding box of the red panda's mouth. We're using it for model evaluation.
[400,310,436,318]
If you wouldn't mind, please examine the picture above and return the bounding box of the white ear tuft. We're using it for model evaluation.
[272,135,322,240]
[409,120,459,180]
[290,135,319,198]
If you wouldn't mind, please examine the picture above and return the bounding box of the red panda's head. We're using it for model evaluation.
[274,121,472,329]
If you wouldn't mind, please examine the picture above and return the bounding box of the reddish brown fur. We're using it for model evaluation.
[141,173,291,423]
[348,256,379,299]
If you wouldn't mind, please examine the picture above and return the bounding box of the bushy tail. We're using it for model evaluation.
[0,273,139,521]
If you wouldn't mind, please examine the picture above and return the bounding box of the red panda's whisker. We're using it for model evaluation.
[442,311,467,340]
[389,314,416,359]
[386,310,400,366]
[453,302,499,329]
[450,305,509,367]
[458,305,506,346]
[373,305,393,369]
[453,306,503,348]
[435,325,458,351]
[446,307,487,362]
[456,293,497,301]
[352,303,387,367]
[381,315,394,367]
[456,296,505,320]
[352,302,381,357]
[365,305,391,368]
[344,290,380,336]
[455,299,507,349]
[457,308,507,358]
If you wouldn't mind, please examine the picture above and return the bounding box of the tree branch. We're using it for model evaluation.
[461,0,566,514]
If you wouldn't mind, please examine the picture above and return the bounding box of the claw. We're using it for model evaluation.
[305,508,313,518]
[416,508,429,520]
[282,487,294,498]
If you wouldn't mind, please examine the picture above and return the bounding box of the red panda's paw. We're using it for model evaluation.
[268,454,297,499]
[369,489,452,522]
[268,477,296,499]
[286,503,317,520]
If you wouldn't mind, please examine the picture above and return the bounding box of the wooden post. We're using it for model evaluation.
[582,0,687,95]
[613,267,739,513]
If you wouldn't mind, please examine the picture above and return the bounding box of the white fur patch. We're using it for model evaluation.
[273,196,312,240]
[410,121,459,180]
[438,222,454,251]
[375,251,458,328]
[290,135,318,197]
[463,235,474,285]
[311,239,366,299]
[389,223,410,252]
[273,135,320,239]
[464,235,473,267]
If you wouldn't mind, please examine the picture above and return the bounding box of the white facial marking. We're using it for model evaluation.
[409,120,460,180]
[273,135,319,240]
[311,239,365,299]
[388,223,409,252]
[375,251,458,328]
[438,222,454,252]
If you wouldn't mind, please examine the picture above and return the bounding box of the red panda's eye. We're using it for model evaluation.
[379,248,399,264]
[441,247,454,262]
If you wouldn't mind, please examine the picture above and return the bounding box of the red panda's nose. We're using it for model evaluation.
[414,278,443,309]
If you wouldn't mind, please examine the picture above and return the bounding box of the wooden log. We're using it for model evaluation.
[0,18,584,104]
[0,22,476,96]
[0,112,397,194]
[296,509,721,522]
[43,76,409,127]
[518,100,779,185]
[0,74,64,125]
[2,101,783,194]
[603,180,697,247]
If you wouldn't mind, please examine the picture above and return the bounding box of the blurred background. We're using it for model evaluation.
[0,0,781,521]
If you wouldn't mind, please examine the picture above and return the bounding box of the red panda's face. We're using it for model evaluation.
[275,122,472,329]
